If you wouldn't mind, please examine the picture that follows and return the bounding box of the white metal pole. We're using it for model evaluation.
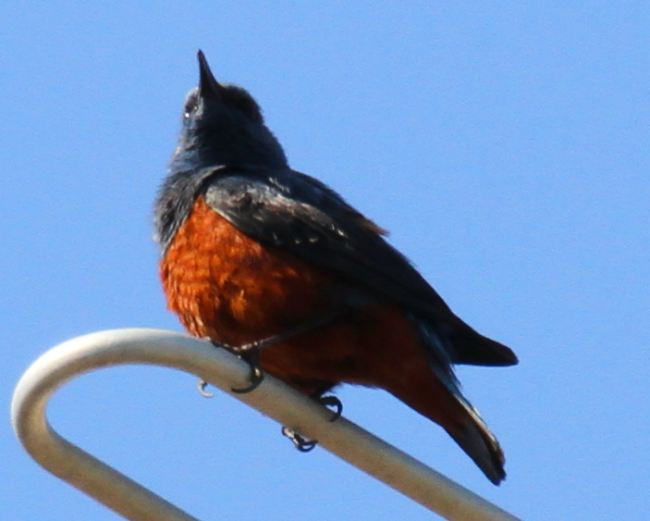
[11,328,521,521]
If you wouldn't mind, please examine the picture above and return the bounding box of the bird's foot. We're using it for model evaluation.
[281,394,343,452]
[230,348,264,394]
[197,336,266,394]
[317,395,343,422]
[281,427,318,452]
[195,351,264,395]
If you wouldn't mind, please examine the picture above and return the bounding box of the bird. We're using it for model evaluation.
[154,50,518,485]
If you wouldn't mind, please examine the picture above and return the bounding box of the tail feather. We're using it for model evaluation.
[451,322,518,367]
[386,359,507,484]
[446,403,506,485]
[387,315,509,484]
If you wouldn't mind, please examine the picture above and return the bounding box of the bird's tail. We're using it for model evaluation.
[445,400,506,485]
[388,374,506,485]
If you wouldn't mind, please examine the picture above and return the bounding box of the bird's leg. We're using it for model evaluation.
[225,306,347,394]
[228,305,345,355]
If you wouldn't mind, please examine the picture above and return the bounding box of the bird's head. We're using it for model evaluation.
[171,50,288,172]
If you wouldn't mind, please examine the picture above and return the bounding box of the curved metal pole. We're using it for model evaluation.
[11,328,521,521]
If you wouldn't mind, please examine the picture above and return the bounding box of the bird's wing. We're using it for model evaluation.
[203,167,516,366]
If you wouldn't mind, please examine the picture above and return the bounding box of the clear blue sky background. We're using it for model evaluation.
[2,3,649,520]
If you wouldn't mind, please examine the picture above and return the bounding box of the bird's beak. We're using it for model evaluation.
[197,50,222,100]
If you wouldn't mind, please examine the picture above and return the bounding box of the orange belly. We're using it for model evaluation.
[160,196,465,428]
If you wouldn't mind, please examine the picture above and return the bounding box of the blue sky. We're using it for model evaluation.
[2,3,649,520]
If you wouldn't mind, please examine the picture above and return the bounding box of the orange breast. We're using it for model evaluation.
[161,196,338,344]
[160,195,466,428]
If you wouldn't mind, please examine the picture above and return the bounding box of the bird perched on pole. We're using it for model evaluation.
[155,50,517,485]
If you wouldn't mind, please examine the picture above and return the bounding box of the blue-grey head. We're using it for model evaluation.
[171,50,288,172]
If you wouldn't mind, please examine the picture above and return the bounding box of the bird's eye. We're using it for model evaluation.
[183,88,199,119]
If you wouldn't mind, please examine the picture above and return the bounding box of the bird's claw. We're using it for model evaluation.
[230,348,265,393]
[197,379,214,397]
[280,395,343,452]
[316,395,343,422]
[281,426,318,452]
[317,395,343,422]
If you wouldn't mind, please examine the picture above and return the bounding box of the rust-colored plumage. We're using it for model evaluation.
[162,196,467,433]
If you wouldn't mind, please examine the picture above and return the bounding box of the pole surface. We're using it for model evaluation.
[12,328,521,521]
